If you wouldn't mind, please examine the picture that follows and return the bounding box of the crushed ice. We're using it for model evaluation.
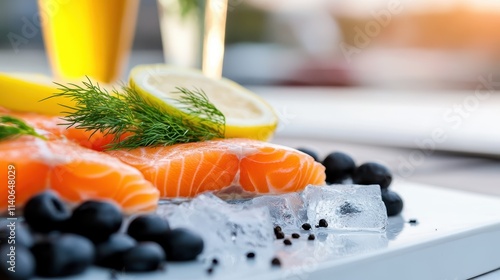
[156,184,388,263]
[157,193,275,262]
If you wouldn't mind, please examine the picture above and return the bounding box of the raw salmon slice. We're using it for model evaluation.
[10,111,325,198]
[16,112,118,151]
[0,136,159,214]
[107,138,326,198]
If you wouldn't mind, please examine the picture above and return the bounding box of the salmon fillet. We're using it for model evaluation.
[11,112,326,199]
[0,136,159,213]
[107,139,326,198]
[17,113,117,151]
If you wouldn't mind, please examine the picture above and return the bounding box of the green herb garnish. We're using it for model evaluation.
[0,115,47,141]
[48,79,225,150]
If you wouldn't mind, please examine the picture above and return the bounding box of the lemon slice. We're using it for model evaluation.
[129,65,278,141]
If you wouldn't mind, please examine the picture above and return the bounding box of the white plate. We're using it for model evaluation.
[37,181,500,280]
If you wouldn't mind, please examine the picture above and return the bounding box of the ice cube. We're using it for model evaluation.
[248,192,307,230]
[302,184,387,231]
[156,193,275,262]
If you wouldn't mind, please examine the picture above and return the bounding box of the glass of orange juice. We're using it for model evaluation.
[38,0,139,83]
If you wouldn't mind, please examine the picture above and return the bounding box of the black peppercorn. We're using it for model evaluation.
[301,223,312,230]
[318,219,328,228]
[275,231,285,239]
[271,257,281,267]
[274,226,282,234]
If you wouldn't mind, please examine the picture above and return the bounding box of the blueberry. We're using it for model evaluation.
[301,223,312,230]
[23,191,71,233]
[120,242,165,272]
[68,200,123,243]
[297,148,319,162]
[158,228,203,261]
[15,224,34,249]
[95,233,136,268]
[352,162,392,188]
[127,214,170,242]
[322,152,356,184]
[31,234,94,277]
[0,221,34,248]
[381,189,403,216]
[0,245,35,280]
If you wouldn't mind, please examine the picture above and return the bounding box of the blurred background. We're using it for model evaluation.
[2,0,500,88]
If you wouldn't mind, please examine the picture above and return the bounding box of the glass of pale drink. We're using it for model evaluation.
[157,0,228,79]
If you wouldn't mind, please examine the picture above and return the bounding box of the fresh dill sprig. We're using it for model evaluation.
[174,86,225,135]
[46,78,225,150]
[0,115,47,141]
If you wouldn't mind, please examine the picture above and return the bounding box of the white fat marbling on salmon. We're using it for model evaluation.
[106,138,326,199]
[33,137,69,166]
[231,170,242,191]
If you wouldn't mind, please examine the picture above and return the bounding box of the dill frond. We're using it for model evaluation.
[46,78,225,150]
[0,115,47,141]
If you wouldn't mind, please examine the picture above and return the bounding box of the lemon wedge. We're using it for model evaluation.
[0,72,74,115]
[129,65,278,141]
[0,73,118,116]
